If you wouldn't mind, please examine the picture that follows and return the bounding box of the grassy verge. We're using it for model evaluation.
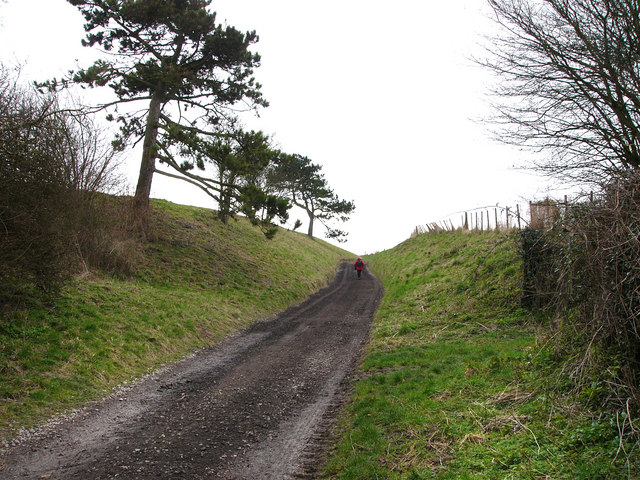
[0,198,351,440]
[321,231,639,479]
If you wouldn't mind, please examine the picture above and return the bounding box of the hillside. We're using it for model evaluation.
[0,198,351,440]
[322,231,639,479]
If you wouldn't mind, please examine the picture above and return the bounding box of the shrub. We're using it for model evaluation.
[0,66,125,309]
[522,175,640,417]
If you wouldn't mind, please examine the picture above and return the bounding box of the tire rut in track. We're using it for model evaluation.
[0,262,383,479]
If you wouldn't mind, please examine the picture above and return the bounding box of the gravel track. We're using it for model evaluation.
[0,262,383,479]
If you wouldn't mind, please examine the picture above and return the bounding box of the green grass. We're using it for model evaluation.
[0,198,351,439]
[321,231,639,479]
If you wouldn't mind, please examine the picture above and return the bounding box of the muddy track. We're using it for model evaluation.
[1,262,383,479]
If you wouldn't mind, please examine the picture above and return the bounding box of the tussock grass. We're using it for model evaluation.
[0,198,350,439]
[322,231,639,479]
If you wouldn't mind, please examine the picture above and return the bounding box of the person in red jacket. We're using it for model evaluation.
[354,257,364,279]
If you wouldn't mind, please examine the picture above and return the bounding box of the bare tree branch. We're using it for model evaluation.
[480,0,640,184]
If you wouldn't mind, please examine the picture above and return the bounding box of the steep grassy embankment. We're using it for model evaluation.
[0,199,351,440]
[322,231,639,479]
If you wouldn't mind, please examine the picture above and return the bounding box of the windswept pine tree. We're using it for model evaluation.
[55,0,269,219]
[267,153,355,242]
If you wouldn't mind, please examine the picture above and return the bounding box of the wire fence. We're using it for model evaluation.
[412,204,528,236]
[413,195,596,237]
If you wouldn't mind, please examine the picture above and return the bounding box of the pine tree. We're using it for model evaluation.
[57,0,267,216]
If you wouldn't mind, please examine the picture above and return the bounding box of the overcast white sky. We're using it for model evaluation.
[0,0,556,254]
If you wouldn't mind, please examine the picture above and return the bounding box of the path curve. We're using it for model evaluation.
[1,262,383,479]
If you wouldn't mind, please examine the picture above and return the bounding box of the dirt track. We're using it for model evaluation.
[1,262,383,479]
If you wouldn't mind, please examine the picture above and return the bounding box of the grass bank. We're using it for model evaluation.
[0,198,351,440]
[322,231,639,479]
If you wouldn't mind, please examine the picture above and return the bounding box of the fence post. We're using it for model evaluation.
[516,204,521,230]
[506,207,510,229]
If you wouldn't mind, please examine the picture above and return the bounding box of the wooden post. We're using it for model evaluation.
[506,207,510,229]
[495,208,499,231]
[464,212,469,230]
[516,204,521,230]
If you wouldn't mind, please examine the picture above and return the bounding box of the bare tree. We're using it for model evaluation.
[480,0,640,183]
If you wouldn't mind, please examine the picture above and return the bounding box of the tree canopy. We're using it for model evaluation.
[481,0,640,184]
[55,0,270,219]
[267,153,355,242]
[171,125,290,233]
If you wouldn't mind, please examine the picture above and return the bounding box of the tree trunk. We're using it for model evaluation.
[307,211,314,238]
[134,92,163,214]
